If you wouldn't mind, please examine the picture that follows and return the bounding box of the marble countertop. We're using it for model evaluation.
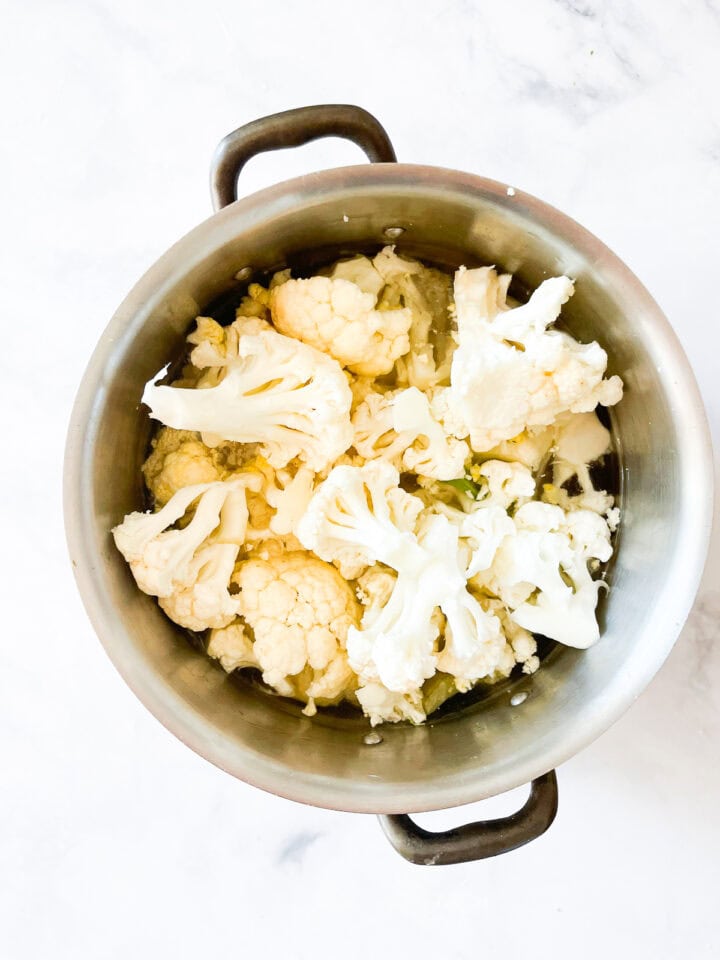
[2,1,719,957]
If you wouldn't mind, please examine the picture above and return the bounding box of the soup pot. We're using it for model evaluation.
[64,105,713,865]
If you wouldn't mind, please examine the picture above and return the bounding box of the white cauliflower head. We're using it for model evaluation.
[351,389,409,468]
[380,255,455,390]
[391,387,469,480]
[351,387,468,481]
[480,597,540,677]
[234,551,360,715]
[269,274,412,377]
[332,248,455,390]
[142,316,353,473]
[541,411,617,519]
[296,461,426,579]
[347,568,441,693]
[414,513,511,690]
[453,265,511,322]
[469,459,536,511]
[355,682,426,727]
[456,504,517,579]
[299,463,522,698]
[330,254,388,297]
[346,502,515,695]
[207,621,259,673]
[142,427,221,507]
[445,267,623,451]
[476,500,613,648]
[159,542,242,631]
[479,425,555,473]
[112,476,261,630]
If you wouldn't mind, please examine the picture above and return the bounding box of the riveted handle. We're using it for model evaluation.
[378,771,559,866]
[210,104,397,211]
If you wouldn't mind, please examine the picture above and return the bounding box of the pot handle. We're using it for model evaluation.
[377,771,558,865]
[210,104,397,211]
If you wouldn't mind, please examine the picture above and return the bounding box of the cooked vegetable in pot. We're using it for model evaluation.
[113,246,622,725]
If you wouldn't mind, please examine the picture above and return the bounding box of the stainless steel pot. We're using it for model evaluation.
[64,105,714,865]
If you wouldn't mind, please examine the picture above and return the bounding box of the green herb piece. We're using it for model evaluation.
[442,477,482,499]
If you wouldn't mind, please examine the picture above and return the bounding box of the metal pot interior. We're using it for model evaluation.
[66,164,712,813]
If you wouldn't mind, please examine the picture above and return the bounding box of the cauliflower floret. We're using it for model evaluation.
[299,463,513,696]
[143,315,353,473]
[606,506,620,532]
[477,412,618,522]
[356,682,426,727]
[542,483,614,517]
[482,598,539,676]
[479,425,555,473]
[187,314,270,371]
[428,384,473,447]
[233,270,290,321]
[416,513,511,690]
[234,551,360,715]
[475,500,613,648]
[455,504,517,578]
[159,542,241,631]
[552,411,612,488]
[269,275,412,376]
[377,252,455,390]
[400,263,456,389]
[207,621,259,672]
[142,426,271,513]
[351,387,469,481]
[371,246,424,283]
[296,462,439,691]
[429,476,523,577]
[453,263,511,320]
[235,292,269,321]
[468,459,536,511]
[296,460,425,579]
[541,411,618,520]
[444,267,623,450]
[351,390,408,469]
[347,511,512,695]
[112,475,261,630]
[142,427,221,507]
[332,247,455,389]
[330,254,388,297]
[186,315,235,367]
[348,568,441,693]
[392,387,469,480]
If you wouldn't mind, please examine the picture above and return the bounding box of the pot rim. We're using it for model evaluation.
[64,162,715,814]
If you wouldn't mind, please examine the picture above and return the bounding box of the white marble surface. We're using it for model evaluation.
[2,1,719,957]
